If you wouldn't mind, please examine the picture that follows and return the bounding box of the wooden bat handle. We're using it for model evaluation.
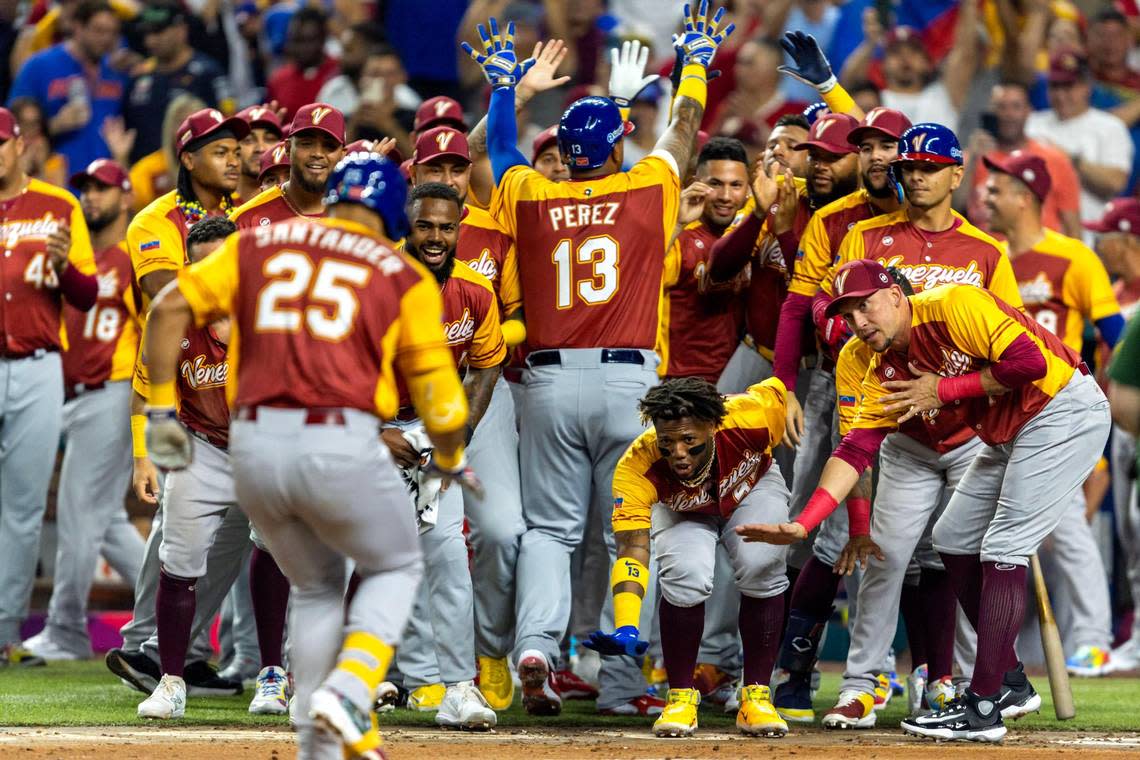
[1031,553,1076,720]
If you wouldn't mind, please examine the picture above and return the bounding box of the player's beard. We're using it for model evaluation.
[407,240,457,284]
[294,170,328,196]
[84,207,118,232]
[862,166,896,199]
[808,169,859,208]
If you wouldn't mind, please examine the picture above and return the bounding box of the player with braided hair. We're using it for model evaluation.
[585,375,792,738]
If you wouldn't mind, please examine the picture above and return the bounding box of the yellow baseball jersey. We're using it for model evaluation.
[127,190,190,291]
[492,154,680,350]
[1008,229,1121,353]
[835,337,875,438]
[611,378,787,533]
[128,150,173,212]
[852,284,1083,446]
[791,188,881,298]
[822,210,1023,309]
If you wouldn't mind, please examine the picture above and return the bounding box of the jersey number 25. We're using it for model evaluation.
[255,251,372,341]
[552,235,619,310]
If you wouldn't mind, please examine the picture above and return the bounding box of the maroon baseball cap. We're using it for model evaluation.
[847,107,913,146]
[70,158,131,191]
[0,107,19,140]
[1084,197,1140,234]
[236,104,284,137]
[825,259,896,317]
[794,112,859,155]
[258,140,290,183]
[531,125,559,163]
[415,96,467,132]
[176,108,250,155]
[982,151,1052,204]
[1048,48,1089,84]
[884,25,928,55]
[413,126,471,165]
[289,103,345,145]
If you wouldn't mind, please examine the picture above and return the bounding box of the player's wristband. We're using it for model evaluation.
[821,80,856,115]
[794,488,839,534]
[611,556,649,594]
[611,97,632,124]
[130,414,148,458]
[674,63,707,109]
[936,372,985,404]
[613,592,643,630]
[149,380,177,408]
[847,496,871,537]
[433,446,465,471]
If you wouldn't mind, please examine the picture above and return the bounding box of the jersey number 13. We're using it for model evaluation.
[552,235,619,310]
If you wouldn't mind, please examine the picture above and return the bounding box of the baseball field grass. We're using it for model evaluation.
[1,660,1138,732]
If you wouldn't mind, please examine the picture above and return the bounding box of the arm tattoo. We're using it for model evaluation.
[655,96,704,178]
[463,365,501,430]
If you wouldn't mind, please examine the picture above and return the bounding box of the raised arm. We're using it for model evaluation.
[942,0,981,111]
[781,30,866,120]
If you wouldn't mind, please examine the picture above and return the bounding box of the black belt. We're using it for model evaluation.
[234,406,348,426]
[1,347,57,361]
[65,381,106,401]
[188,428,229,452]
[527,349,645,367]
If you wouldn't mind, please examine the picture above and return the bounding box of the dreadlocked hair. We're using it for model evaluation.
[638,377,728,426]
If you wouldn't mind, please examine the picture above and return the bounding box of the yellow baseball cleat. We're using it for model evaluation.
[477,656,515,711]
[737,684,788,737]
[872,673,892,711]
[653,688,700,738]
[408,683,446,712]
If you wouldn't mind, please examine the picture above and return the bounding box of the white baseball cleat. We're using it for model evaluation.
[138,674,187,719]
[435,681,497,730]
[21,632,86,661]
[518,649,561,716]
[248,665,290,715]
[310,685,385,760]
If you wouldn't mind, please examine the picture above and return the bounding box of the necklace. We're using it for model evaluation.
[678,437,717,489]
[177,192,233,227]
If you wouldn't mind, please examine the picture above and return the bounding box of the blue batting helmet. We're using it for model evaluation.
[894,123,963,165]
[325,153,409,239]
[802,101,831,125]
[557,96,631,171]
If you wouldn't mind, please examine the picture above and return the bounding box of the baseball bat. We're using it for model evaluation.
[1030,553,1075,720]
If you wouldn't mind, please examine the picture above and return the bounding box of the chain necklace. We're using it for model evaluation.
[678,437,717,489]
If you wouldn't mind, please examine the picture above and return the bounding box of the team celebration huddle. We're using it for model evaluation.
[4,0,1140,757]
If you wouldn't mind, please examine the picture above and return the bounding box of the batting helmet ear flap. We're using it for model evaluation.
[889,164,904,204]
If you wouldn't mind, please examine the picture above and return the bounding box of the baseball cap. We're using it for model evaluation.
[1048,48,1090,84]
[982,151,1051,203]
[794,112,859,155]
[236,105,284,137]
[894,123,962,165]
[0,107,19,140]
[289,103,346,146]
[847,107,913,146]
[1083,197,1140,233]
[884,26,928,55]
[258,141,290,183]
[70,158,130,191]
[825,259,896,318]
[176,108,250,155]
[531,125,559,163]
[137,0,187,34]
[413,126,471,165]
[414,96,467,133]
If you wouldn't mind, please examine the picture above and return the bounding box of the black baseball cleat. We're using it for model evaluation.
[184,659,244,696]
[105,648,160,694]
[900,690,1006,742]
[997,663,1042,720]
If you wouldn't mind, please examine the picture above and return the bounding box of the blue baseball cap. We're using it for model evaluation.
[894,123,963,166]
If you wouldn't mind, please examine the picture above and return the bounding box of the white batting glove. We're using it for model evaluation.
[145,407,193,471]
[608,40,660,108]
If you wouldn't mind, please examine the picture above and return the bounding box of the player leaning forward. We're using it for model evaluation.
[587,377,793,738]
[740,258,1111,742]
[142,153,471,760]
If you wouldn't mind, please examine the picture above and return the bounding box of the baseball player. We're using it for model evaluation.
[386,181,505,728]
[532,126,569,182]
[740,258,1110,742]
[233,103,345,229]
[21,160,145,663]
[0,106,98,666]
[585,377,791,738]
[770,123,1025,722]
[984,152,1125,677]
[407,125,526,710]
[235,105,285,203]
[258,141,290,191]
[466,2,731,715]
[143,152,469,760]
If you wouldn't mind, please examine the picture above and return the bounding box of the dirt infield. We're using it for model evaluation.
[6,726,1140,759]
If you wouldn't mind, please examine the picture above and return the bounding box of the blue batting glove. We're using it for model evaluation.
[677,0,735,68]
[460,18,535,89]
[581,626,650,658]
[777,31,836,90]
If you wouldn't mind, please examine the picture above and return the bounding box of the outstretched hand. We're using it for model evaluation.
[778,31,835,88]
[677,0,736,68]
[581,626,650,658]
[461,18,534,89]
[834,535,885,576]
[518,39,571,102]
[735,521,808,544]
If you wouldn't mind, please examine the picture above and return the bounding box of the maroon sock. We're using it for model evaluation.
[780,566,799,634]
[900,582,929,668]
[939,552,982,631]
[156,570,197,677]
[739,594,784,687]
[920,568,957,681]
[250,548,290,669]
[971,561,1028,695]
[659,600,705,690]
[788,555,840,621]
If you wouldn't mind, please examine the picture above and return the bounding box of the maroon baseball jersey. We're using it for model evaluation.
[0,178,96,353]
[232,184,324,230]
[62,242,139,386]
[662,221,743,382]
[177,324,231,447]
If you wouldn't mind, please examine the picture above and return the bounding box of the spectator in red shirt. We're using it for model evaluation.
[266,7,339,122]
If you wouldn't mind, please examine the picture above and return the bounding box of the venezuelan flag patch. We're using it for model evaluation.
[838,395,857,407]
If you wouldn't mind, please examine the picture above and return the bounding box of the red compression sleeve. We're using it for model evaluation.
[772,292,812,389]
[708,211,762,280]
[776,230,799,272]
[847,497,871,537]
[988,333,1048,388]
[811,290,835,332]
[59,265,97,311]
[937,372,985,403]
[832,427,890,474]
[794,488,838,533]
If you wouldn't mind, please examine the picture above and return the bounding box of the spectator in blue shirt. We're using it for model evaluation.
[7,0,128,178]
